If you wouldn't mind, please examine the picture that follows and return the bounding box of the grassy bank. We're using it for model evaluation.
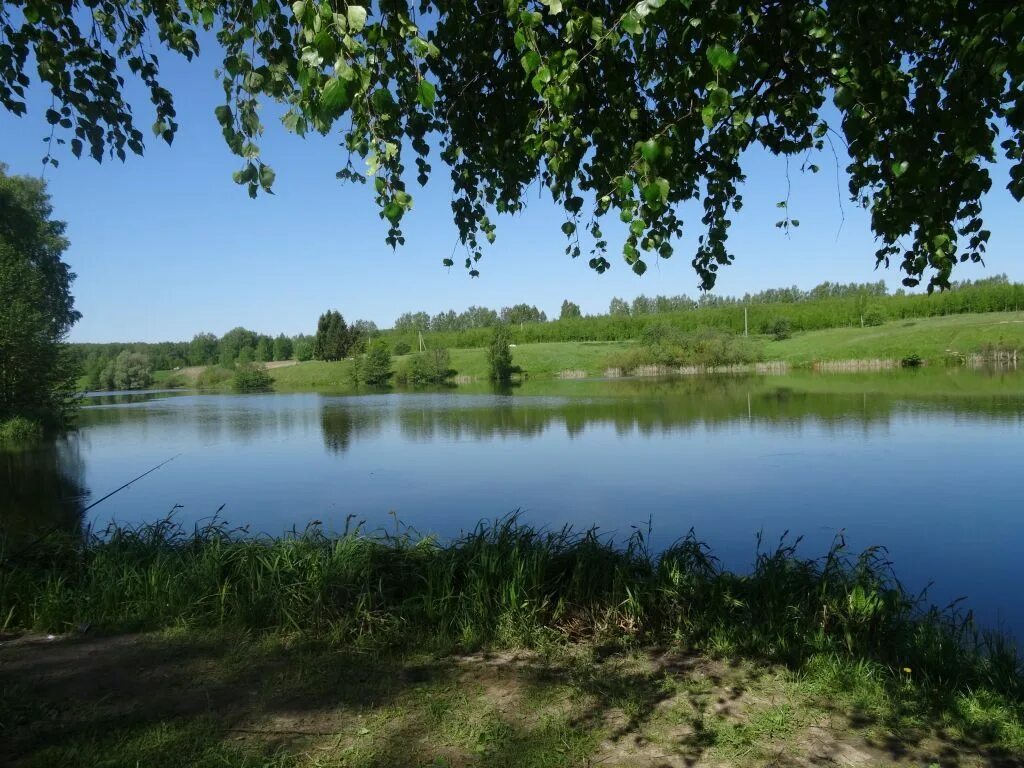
[771,312,1024,366]
[1,518,1021,766]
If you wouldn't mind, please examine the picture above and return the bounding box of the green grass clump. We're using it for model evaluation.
[0,416,42,445]
[232,364,273,393]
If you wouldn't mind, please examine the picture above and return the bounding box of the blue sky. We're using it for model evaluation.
[3,48,1022,342]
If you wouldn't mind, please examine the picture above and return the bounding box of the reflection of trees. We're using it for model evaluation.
[387,381,1023,442]
[320,406,386,454]
[0,437,87,548]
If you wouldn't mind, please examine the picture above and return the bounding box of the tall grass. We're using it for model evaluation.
[1,517,1019,705]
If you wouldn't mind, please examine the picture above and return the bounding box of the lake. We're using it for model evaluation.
[3,370,1023,638]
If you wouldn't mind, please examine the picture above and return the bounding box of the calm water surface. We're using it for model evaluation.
[3,371,1023,636]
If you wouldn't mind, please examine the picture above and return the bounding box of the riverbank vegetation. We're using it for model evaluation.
[1,517,1021,765]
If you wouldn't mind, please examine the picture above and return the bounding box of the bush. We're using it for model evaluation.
[400,348,454,387]
[863,307,887,327]
[606,327,763,373]
[900,354,924,367]
[767,317,792,341]
[393,341,412,356]
[196,366,234,389]
[232,364,273,393]
[294,340,314,362]
[0,416,43,444]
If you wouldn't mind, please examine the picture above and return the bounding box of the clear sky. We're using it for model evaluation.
[3,47,1022,343]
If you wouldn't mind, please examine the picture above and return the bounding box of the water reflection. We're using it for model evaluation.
[0,437,87,548]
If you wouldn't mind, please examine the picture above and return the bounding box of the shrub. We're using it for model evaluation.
[294,340,314,362]
[401,348,454,387]
[232,364,273,393]
[393,341,412,356]
[900,354,924,367]
[863,307,887,327]
[767,317,792,341]
[606,327,763,373]
[196,366,234,389]
[0,416,43,444]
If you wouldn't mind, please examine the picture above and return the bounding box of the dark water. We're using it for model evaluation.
[3,371,1023,637]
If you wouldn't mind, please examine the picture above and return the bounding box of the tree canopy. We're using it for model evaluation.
[0,165,79,422]
[3,1,1022,290]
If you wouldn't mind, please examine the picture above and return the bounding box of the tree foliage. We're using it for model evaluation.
[559,299,582,319]
[487,324,515,382]
[4,2,1021,290]
[0,166,79,423]
[109,351,154,390]
[359,338,392,387]
[313,310,351,361]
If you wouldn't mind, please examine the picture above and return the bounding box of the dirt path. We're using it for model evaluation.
[0,631,1018,767]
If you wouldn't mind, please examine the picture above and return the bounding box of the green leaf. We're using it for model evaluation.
[630,219,646,236]
[214,105,232,126]
[700,105,716,129]
[383,202,403,224]
[259,164,275,190]
[291,1,307,21]
[833,86,855,109]
[521,51,541,74]
[371,88,396,113]
[620,11,643,36]
[642,177,670,205]
[632,259,648,276]
[639,139,660,163]
[347,5,367,32]
[709,87,731,108]
[320,78,352,117]
[892,160,909,178]
[531,66,551,94]
[417,80,436,108]
[706,44,737,73]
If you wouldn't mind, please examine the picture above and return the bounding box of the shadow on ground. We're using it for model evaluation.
[0,631,1020,767]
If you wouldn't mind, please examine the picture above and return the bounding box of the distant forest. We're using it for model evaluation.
[69,276,1023,379]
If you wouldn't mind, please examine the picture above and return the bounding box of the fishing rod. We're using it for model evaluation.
[82,453,182,513]
[0,453,182,567]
